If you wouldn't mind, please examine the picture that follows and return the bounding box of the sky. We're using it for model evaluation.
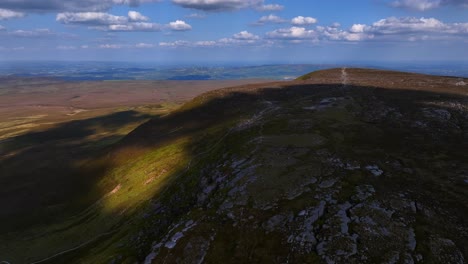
[0,0,467,63]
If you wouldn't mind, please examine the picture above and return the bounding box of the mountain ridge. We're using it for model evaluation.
[111,68,467,263]
[1,68,467,263]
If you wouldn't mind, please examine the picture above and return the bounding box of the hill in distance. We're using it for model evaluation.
[1,68,467,263]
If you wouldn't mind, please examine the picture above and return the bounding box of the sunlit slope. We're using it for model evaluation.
[2,68,467,263]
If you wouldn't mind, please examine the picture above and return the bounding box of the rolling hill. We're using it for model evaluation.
[1,68,467,263]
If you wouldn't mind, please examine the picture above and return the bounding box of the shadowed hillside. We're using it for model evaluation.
[1,68,467,263]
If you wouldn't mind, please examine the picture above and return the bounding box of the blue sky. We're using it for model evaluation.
[0,0,467,63]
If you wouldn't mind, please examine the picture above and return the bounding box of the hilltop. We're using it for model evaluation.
[1,68,467,263]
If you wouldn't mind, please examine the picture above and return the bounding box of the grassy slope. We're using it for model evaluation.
[1,69,467,263]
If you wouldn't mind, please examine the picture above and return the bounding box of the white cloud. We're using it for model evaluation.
[256,4,284,11]
[233,31,260,40]
[57,45,77,50]
[159,30,261,48]
[369,17,452,34]
[0,25,5,31]
[0,0,162,13]
[266,26,317,40]
[0,8,24,20]
[291,16,317,26]
[135,42,155,48]
[160,40,216,47]
[128,10,149,21]
[350,24,366,33]
[391,0,468,10]
[255,14,286,25]
[392,0,441,10]
[57,11,161,32]
[168,20,192,31]
[10,28,56,38]
[159,40,191,47]
[218,31,261,45]
[194,40,217,46]
[107,22,161,31]
[171,0,263,11]
[316,26,371,41]
[99,44,123,49]
[316,17,468,42]
[56,12,127,25]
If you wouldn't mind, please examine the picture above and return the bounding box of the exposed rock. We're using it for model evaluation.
[319,179,337,189]
[422,108,451,121]
[165,232,184,249]
[352,185,375,202]
[263,214,288,232]
[365,165,384,176]
[407,228,417,251]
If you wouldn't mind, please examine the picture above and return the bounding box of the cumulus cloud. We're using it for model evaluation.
[256,4,284,11]
[316,17,468,42]
[0,0,162,13]
[171,0,263,11]
[108,22,160,31]
[57,12,128,25]
[0,8,25,20]
[391,0,468,10]
[266,26,317,40]
[255,14,286,25]
[57,11,161,32]
[368,17,466,35]
[349,24,366,33]
[217,31,261,45]
[233,31,260,40]
[168,20,192,31]
[128,10,149,21]
[316,25,371,41]
[291,16,317,26]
